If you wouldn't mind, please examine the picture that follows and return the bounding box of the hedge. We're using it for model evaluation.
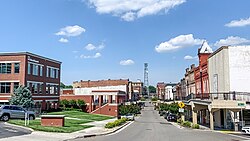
[105,118,127,129]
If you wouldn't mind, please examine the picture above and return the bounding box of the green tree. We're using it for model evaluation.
[60,99,69,109]
[60,82,66,88]
[60,82,73,89]
[69,99,77,108]
[77,99,86,109]
[9,86,34,108]
[148,85,156,93]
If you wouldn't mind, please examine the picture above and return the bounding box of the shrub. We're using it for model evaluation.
[119,104,141,115]
[105,118,127,129]
[192,124,199,129]
[77,99,86,108]
[182,121,191,128]
[151,97,158,101]
[69,99,77,108]
[177,118,183,124]
[60,99,69,109]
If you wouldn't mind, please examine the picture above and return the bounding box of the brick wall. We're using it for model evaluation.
[73,79,129,88]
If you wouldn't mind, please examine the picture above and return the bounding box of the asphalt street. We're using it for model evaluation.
[72,102,248,141]
[0,122,31,139]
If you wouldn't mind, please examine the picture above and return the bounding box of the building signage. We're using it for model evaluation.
[238,102,245,107]
[28,56,39,63]
[179,108,184,113]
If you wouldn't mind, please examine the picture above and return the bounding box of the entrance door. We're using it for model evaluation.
[220,109,224,128]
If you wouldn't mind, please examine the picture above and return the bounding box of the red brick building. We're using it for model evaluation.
[157,82,166,100]
[60,79,130,117]
[0,52,61,110]
[194,41,213,98]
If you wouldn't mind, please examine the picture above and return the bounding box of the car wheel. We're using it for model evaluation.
[2,114,10,122]
[29,115,35,120]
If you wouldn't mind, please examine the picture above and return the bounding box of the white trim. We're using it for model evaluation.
[46,83,59,86]
[28,61,44,67]
[34,100,43,102]
[0,95,11,98]
[0,61,21,63]
[109,103,119,106]
[0,100,9,102]
[27,81,43,84]
[32,95,59,98]
[47,65,59,70]
[0,80,20,83]
[45,99,59,102]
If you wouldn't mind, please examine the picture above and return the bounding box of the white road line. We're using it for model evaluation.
[5,129,18,133]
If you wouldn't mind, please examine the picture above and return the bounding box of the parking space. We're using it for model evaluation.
[0,122,31,139]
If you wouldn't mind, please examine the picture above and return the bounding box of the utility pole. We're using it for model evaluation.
[144,63,149,97]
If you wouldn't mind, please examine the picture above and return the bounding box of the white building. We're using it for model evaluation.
[165,83,176,100]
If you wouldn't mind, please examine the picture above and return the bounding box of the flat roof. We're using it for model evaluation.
[0,52,62,64]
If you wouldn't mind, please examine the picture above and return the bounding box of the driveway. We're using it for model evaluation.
[0,122,31,139]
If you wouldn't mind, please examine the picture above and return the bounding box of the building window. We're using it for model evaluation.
[32,64,39,76]
[50,68,55,78]
[28,63,31,74]
[40,66,43,76]
[94,95,99,104]
[0,63,11,74]
[46,84,49,94]
[55,70,59,79]
[46,67,49,77]
[14,82,19,90]
[0,82,11,93]
[14,63,20,73]
[112,95,116,103]
[50,85,55,94]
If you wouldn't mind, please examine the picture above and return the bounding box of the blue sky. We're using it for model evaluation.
[1,0,250,85]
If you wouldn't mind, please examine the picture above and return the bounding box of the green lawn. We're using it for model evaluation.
[8,110,113,133]
[8,119,93,133]
[48,110,113,121]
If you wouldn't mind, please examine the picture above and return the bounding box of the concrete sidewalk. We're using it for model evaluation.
[0,118,133,141]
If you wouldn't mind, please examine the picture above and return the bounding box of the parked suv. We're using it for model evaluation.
[0,105,35,121]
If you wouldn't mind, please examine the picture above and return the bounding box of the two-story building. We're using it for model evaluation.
[0,52,61,110]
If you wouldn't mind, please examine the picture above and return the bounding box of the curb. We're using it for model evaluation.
[77,121,133,139]
[4,122,34,132]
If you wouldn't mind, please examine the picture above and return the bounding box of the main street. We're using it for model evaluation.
[72,102,247,141]
[0,122,31,139]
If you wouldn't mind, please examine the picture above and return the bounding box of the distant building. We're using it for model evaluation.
[0,52,61,110]
[165,83,177,100]
[156,82,166,100]
[185,64,196,96]
[131,81,143,100]
[194,41,213,98]
[60,79,130,117]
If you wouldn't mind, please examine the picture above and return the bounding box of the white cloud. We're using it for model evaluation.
[225,17,250,27]
[184,55,197,60]
[59,38,69,43]
[155,34,203,53]
[120,59,135,65]
[214,36,250,47]
[85,43,105,51]
[80,52,101,59]
[55,25,85,37]
[86,0,186,21]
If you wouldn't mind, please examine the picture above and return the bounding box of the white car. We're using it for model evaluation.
[242,127,250,134]
[121,114,134,121]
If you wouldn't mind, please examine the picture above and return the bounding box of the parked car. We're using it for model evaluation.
[0,105,36,121]
[166,113,177,122]
[242,126,250,134]
[121,113,135,121]
[163,111,171,119]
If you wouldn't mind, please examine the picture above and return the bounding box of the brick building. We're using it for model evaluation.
[194,41,213,98]
[156,82,166,100]
[0,52,61,110]
[60,79,130,117]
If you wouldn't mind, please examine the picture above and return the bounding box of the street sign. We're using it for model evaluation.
[238,102,245,107]
[179,108,184,113]
[178,102,185,108]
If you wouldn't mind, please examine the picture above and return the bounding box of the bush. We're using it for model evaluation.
[151,97,158,101]
[177,118,183,124]
[182,121,191,128]
[105,118,127,129]
[60,99,69,109]
[119,104,141,115]
[192,124,199,129]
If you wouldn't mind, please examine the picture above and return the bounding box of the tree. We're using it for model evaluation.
[60,82,66,88]
[148,85,156,93]
[60,82,73,89]
[77,99,86,108]
[60,99,69,109]
[9,86,34,108]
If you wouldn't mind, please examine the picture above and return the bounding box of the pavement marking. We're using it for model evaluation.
[107,121,135,136]
[5,129,18,133]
